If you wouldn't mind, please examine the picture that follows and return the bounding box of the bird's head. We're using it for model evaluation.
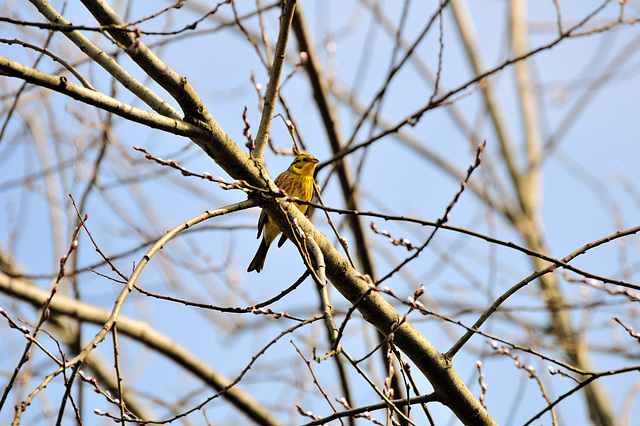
[288,153,319,176]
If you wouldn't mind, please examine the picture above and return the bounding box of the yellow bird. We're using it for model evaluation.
[247,153,319,273]
[247,154,318,273]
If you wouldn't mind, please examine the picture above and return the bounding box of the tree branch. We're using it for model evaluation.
[0,55,207,138]
[252,0,297,160]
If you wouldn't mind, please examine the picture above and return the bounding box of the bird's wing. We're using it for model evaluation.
[256,209,268,239]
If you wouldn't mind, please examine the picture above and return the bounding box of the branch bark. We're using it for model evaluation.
[0,56,205,137]
[260,200,497,425]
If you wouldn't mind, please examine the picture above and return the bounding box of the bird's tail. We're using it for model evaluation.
[247,239,269,273]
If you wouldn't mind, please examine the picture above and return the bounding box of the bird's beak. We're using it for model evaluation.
[311,157,319,163]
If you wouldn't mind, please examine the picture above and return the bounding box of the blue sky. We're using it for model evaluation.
[1,1,640,425]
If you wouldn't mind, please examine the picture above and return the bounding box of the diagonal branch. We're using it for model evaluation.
[446,225,640,358]
[27,0,182,119]
[0,56,207,138]
[252,0,297,160]
[78,0,212,124]
[259,199,497,426]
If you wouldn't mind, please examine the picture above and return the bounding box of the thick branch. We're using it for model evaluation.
[261,200,497,426]
[0,56,207,138]
[78,0,212,124]
[27,0,181,119]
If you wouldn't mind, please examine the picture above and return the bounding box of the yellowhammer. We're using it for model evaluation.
[247,153,319,273]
